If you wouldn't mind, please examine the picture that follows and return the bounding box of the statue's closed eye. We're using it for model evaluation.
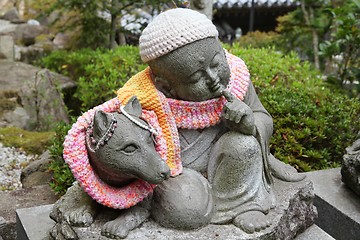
[119,144,139,154]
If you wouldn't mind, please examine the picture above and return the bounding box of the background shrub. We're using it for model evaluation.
[47,120,74,195]
[38,46,147,112]
[235,31,281,49]
[227,45,360,171]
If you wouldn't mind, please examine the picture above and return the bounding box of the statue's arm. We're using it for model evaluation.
[222,81,273,138]
[243,82,273,143]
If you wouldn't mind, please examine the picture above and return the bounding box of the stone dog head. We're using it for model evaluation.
[86,96,170,187]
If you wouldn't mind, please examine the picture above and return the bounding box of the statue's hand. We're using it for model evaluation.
[222,90,256,135]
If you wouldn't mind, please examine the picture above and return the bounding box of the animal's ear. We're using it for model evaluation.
[92,110,112,141]
[124,96,142,118]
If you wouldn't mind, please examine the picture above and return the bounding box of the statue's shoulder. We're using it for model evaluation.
[225,51,251,101]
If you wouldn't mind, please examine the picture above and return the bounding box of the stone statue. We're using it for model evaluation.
[50,8,308,240]
[341,135,360,196]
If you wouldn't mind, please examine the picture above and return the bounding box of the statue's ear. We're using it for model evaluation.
[92,110,112,140]
[123,96,142,118]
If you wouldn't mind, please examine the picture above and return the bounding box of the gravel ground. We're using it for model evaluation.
[0,143,38,191]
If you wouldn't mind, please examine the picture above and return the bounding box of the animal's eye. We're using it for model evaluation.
[121,144,138,154]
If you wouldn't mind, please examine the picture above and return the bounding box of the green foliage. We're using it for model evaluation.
[276,0,360,96]
[39,46,147,112]
[51,0,110,49]
[47,120,74,195]
[0,127,54,155]
[319,1,360,96]
[235,31,281,49]
[48,159,74,195]
[227,45,360,171]
[51,0,170,49]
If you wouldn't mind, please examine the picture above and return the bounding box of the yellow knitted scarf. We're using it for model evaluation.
[117,67,182,176]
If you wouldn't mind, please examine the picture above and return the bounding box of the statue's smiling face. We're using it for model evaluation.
[149,37,230,101]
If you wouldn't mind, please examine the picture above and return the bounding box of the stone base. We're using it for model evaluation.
[14,177,317,240]
[0,184,58,240]
[18,168,360,240]
[57,177,316,240]
[306,168,360,240]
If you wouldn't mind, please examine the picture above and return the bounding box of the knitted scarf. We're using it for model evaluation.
[63,52,250,209]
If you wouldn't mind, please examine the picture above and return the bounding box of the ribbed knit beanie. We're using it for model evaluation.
[139,8,219,63]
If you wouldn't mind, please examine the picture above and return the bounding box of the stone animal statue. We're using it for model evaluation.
[86,97,170,187]
[50,8,306,240]
[50,96,213,239]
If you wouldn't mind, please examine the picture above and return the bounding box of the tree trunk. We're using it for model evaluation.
[300,0,320,69]
[109,12,118,49]
[309,7,320,69]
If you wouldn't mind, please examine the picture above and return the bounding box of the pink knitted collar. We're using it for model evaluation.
[63,52,250,209]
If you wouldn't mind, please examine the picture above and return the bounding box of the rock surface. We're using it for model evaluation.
[0,142,37,191]
[341,137,360,196]
[50,177,317,240]
[20,150,53,188]
[0,60,75,130]
[0,184,58,240]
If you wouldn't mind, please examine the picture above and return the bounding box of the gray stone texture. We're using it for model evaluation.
[0,8,20,22]
[14,24,49,46]
[16,204,55,240]
[306,168,360,240]
[0,184,58,240]
[295,224,334,240]
[21,151,53,188]
[48,177,315,240]
[0,60,75,130]
[341,138,360,196]
[0,35,14,60]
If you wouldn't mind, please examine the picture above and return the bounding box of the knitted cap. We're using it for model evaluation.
[139,8,219,63]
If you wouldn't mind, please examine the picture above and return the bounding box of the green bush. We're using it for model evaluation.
[235,31,281,49]
[227,45,360,171]
[47,120,74,195]
[38,46,147,112]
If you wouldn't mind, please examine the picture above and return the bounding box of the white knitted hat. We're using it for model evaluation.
[139,8,219,63]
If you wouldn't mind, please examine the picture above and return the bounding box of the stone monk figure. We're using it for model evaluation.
[53,8,305,239]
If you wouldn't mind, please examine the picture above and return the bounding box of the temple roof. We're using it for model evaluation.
[213,0,297,9]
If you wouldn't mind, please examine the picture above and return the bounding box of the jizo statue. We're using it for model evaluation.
[51,8,305,239]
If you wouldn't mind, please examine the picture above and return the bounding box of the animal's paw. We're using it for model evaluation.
[64,204,95,227]
[101,206,150,239]
[49,222,78,240]
[101,219,131,239]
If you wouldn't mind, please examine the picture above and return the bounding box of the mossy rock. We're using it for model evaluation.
[0,90,21,117]
[0,127,54,155]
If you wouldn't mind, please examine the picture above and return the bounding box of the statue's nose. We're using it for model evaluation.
[161,170,170,180]
[205,68,222,92]
[205,68,217,83]
[160,165,170,180]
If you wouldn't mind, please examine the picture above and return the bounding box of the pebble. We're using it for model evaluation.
[0,142,38,191]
